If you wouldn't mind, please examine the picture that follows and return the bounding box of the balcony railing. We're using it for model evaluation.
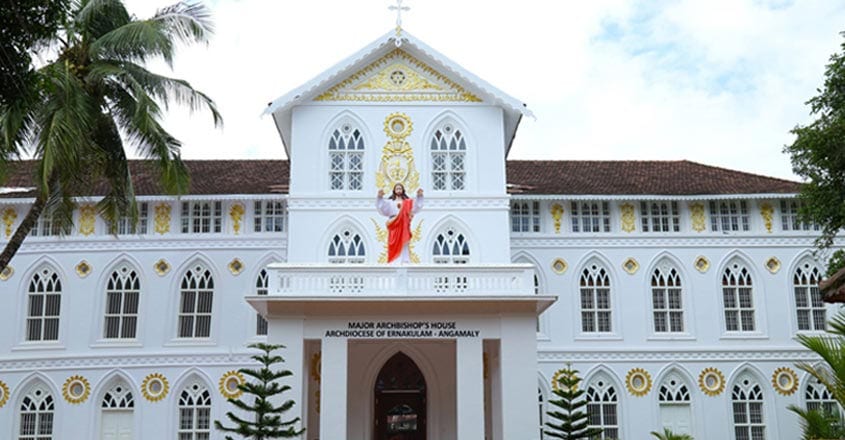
[265,263,536,297]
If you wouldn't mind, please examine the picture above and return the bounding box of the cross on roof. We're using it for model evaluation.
[389,0,410,33]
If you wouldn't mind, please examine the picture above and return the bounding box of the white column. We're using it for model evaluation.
[456,337,485,440]
[499,315,539,440]
[268,318,306,427]
[320,336,348,440]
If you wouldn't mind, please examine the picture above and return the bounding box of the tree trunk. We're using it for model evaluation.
[0,193,47,272]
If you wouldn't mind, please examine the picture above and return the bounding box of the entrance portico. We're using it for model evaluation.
[248,264,555,440]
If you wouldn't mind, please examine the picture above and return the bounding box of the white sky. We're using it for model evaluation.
[123,0,845,180]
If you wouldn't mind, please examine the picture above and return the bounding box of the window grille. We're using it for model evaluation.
[29,214,61,237]
[328,229,366,264]
[511,201,541,232]
[328,123,364,191]
[178,383,211,440]
[794,262,825,331]
[26,267,61,341]
[641,201,680,232]
[580,264,612,333]
[178,266,214,338]
[254,201,286,232]
[180,201,222,234]
[780,200,820,231]
[571,201,610,233]
[103,265,140,339]
[18,386,54,440]
[102,383,134,409]
[652,265,684,333]
[256,269,268,336]
[117,202,149,235]
[722,263,755,332]
[658,375,691,403]
[586,380,618,439]
[732,377,766,440]
[430,123,466,191]
[709,201,749,232]
[432,227,470,264]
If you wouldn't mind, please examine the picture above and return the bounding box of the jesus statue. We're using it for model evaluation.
[376,183,424,264]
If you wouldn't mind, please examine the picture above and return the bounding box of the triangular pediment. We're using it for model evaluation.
[314,49,481,103]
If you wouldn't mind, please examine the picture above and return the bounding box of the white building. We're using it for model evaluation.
[0,28,838,440]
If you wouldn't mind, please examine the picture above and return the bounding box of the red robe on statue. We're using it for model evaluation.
[387,198,414,263]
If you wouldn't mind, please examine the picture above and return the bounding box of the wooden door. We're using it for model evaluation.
[374,352,427,440]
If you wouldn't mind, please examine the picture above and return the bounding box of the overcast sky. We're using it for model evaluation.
[123,0,845,180]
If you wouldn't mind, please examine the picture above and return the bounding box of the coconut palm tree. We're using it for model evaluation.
[0,0,221,271]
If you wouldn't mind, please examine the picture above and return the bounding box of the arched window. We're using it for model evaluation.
[327,228,366,264]
[26,267,62,341]
[794,262,825,331]
[328,122,364,191]
[580,263,612,333]
[178,382,212,440]
[658,374,692,435]
[104,265,140,339]
[430,122,466,191]
[178,265,214,338]
[805,377,841,417]
[722,262,755,332]
[586,378,618,439]
[256,268,268,336]
[102,382,134,409]
[100,382,134,439]
[432,226,470,264]
[538,387,546,440]
[18,385,54,440]
[651,264,684,333]
[731,376,766,439]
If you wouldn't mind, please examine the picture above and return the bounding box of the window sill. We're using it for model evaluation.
[536,332,551,342]
[647,334,696,342]
[164,339,217,347]
[90,340,143,349]
[719,333,768,340]
[574,334,622,341]
[12,342,65,352]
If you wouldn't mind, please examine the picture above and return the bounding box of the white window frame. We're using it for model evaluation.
[177,382,212,440]
[432,226,470,264]
[253,200,286,233]
[430,122,467,191]
[538,387,546,440]
[25,267,62,342]
[731,377,766,440]
[793,262,826,332]
[327,228,366,264]
[29,213,61,237]
[101,382,134,409]
[658,374,693,436]
[721,262,756,333]
[586,378,619,439]
[103,265,141,340]
[780,200,820,231]
[177,265,214,339]
[571,201,611,233]
[17,385,55,440]
[328,123,365,191]
[180,201,222,234]
[116,202,149,235]
[256,268,268,336]
[579,263,612,333]
[805,377,842,419]
[709,200,749,232]
[511,201,541,233]
[651,264,684,333]
[641,201,680,232]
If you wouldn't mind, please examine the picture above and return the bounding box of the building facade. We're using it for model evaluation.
[0,29,838,440]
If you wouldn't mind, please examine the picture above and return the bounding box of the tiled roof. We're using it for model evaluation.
[0,159,797,198]
[822,267,845,303]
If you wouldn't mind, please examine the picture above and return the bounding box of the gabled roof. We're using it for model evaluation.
[263,29,532,156]
[0,160,798,199]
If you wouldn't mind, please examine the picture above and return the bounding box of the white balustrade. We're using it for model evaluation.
[265,263,536,297]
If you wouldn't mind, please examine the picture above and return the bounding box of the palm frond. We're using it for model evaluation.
[75,0,131,40]
[89,19,176,65]
[152,2,213,46]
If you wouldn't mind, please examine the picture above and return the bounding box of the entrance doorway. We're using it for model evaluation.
[374,352,427,440]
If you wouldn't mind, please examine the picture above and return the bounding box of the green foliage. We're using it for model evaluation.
[828,249,845,278]
[650,428,694,440]
[788,405,845,440]
[544,364,603,440]
[0,0,221,271]
[785,31,845,251]
[796,311,845,408]
[214,343,304,440]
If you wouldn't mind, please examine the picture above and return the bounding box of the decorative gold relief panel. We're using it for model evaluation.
[622,258,639,275]
[0,380,9,408]
[765,257,781,274]
[141,373,169,402]
[315,49,481,103]
[62,375,91,404]
[620,203,636,233]
[551,369,577,392]
[75,260,92,278]
[0,266,13,281]
[78,204,96,236]
[694,256,710,273]
[376,113,420,193]
[154,259,171,276]
[772,367,798,396]
[2,207,16,237]
[550,204,564,234]
[625,368,652,397]
[219,371,245,399]
[228,258,244,276]
[689,202,706,232]
[759,202,774,233]
[154,203,171,234]
[230,203,245,235]
[699,367,725,396]
[551,258,568,274]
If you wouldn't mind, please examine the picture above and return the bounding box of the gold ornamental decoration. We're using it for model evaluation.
[771,367,799,396]
[78,204,96,236]
[228,258,244,276]
[310,352,322,382]
[620,203,636,233]
[62,375,91,404]
[765,257,781,274]
[376,113,420,193]
[551,258,567,275]
[759,202,774,233]
[622,258,639,275]
[154,259,171,276]
[230,204,245,235]
[551,369,577,392]
[2,207,17,237]
[694,256,710,273]
[550,204,564,234]
[0,265,13,281]
[699,367,726,396]
[154,203,171,234]
[0,380,9,408]
[689,202,706,232]
[625,368,652,397]
[141,373,169,402]
[219,371,245,399]
[371,217,422,263]
[75,260,92,278]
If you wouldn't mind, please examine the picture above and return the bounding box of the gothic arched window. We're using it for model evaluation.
[430,122,466,191]
[793,262,825,331]
[580,263,612,333]
[432,226,470,264]
[177,382,212,440]
[329,122,365,191]
[805,377,841,417]
[178,265,214,338]
[26,266,62,341]
[651,263,684,333]
[658,373,692,435]
[256,268,268,335]
[328,228,366,264]
[586,378,618,439]
[731,376,766,439]
[103,265,140,339]
[722,262,755,332]
[18,385,54,440]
